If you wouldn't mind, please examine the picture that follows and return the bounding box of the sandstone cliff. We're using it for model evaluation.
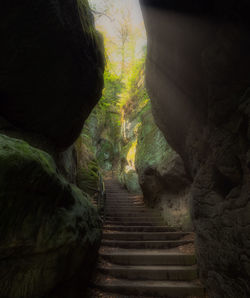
[140,0,250,296]
[0,1,104,297]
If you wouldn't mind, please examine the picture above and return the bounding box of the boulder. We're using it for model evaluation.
[0,0,104,151]
[0,1,104,297]
[0,134,101,298]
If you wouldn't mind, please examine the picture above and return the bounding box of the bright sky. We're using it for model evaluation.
[92,0,144,31]
[89,0,147,57]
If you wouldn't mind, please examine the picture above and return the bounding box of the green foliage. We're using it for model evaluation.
[119,169,141,193]
[77,159,99,196]
[77,0,95,36]
[81,67,123,173]
[81,42,150,189]
[135,109,175,176]
[100,70,123,107]
[80,3,151,192]
[118,52,150,120]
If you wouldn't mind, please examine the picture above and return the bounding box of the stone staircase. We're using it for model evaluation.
[91,179,205,297]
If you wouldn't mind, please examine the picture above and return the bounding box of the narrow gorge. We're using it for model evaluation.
[0,0,250,298]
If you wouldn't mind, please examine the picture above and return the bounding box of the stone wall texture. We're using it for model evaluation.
[140,0,250,296]
[0,1,104,297]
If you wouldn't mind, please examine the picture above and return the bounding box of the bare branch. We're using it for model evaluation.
[90,8,114,21]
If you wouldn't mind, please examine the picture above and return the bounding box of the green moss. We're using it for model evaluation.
[119,169,141,193]
[0,133,102,298]
[0,134,57,192]
[96,139,114,171]
[77,159,100,195]
[77,0,96,37]
[135,107,175,176]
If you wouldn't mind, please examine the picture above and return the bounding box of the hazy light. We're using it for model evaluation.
[89,0,147,63]
[90,0,144,30]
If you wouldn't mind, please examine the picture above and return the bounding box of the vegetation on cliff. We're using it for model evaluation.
[83,1,172,192]
[82,0,192,231]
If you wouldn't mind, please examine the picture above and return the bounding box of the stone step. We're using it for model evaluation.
[100,249,196,266]
[105,205,145,209]
[94,277,205,297]
[105,203,145,206]
[105,189,136,192]
[106,196,141,199]
[105,221,164,226]
[98,264,198,281]
[104,189,127,191]
[106,196,131,198]
[106,196,143,199]
[106,196,142,198]
[105,216,163,222]
[102,239,193,249]
[105,212,159,217]
[103,232,189,241]
[105,203,146,210]
[104,225,178,232]
[105,208,157,213]
[106,206,148,209]
[106,198,143,201]
[94,181,201,298]
[106,197,139,199]
[106,198,142,201]
[106,195,137,198]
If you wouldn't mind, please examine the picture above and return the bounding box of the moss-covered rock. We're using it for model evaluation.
[0,1,105,296]
[75,134,100,197]
[136,107,175,177]
[77,159,100,196]
[96,139,114,171]
[119,169,141,193]
[135,106,192,230]
[0,134,101,298]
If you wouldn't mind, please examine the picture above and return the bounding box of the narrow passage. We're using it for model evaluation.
[90,179,205,297]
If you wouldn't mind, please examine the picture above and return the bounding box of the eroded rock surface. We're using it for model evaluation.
[0,0,104,297]
[136,109,192,230]
[140,0,250,296]
[0,134,101,298]
[0,0,104,151]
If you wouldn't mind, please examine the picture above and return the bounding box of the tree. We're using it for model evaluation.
[116,8,133,77]
[89,0,114,21]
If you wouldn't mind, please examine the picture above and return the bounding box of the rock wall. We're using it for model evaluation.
[0,134,102,298]
[0,0,104,297]
[83,101,121,174]
[0,0,104,151]
[83,54,192,230]
[136,109,192,230]
[140,0,250,296]
[75,133,100,198]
